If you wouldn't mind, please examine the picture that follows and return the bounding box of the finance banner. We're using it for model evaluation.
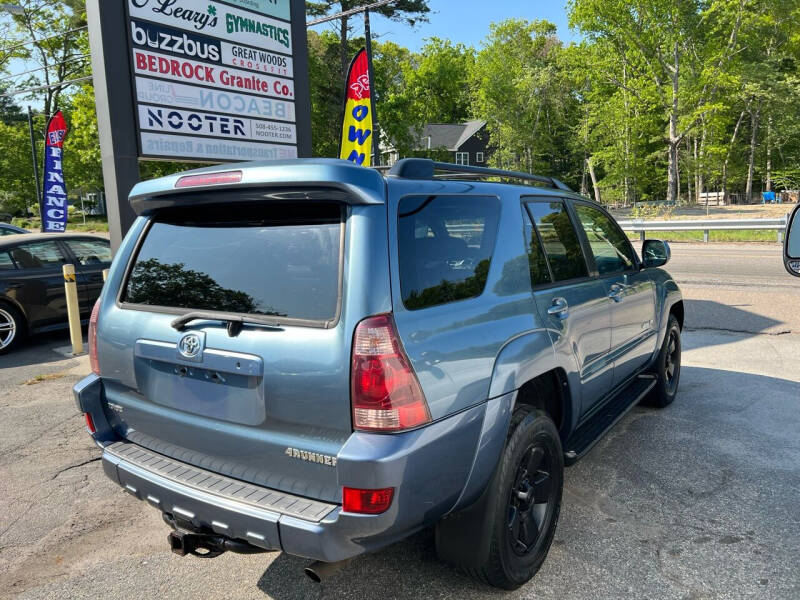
[126,0,300,162]
[42,111,69,233]
[339,49,373,167]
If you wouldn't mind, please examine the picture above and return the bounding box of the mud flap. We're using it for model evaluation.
[434,455,504,569]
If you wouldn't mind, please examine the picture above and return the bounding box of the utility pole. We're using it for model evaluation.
[308,0,395,166]
[26,106,41,223]
[363,9,380,166]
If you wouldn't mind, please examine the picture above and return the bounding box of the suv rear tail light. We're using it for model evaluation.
[175,171,242,188]
[351,314,431,432]
[89,300,100,375]
[342,487,394,514]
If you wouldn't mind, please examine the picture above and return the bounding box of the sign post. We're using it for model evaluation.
[87,0,311,251]
[87,0,141,252]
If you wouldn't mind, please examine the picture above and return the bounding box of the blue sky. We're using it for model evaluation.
[309,1,575,51]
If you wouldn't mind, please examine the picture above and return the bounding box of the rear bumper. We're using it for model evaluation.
[75,374,488,562]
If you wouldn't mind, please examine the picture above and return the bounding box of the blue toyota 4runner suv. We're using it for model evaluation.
[74,159,683,589]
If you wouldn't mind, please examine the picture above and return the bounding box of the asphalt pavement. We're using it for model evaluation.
[666,242,800,334]
[1,243,798,599]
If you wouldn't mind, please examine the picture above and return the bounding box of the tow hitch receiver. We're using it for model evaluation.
[168,530,227,558]
[167,529,270,558]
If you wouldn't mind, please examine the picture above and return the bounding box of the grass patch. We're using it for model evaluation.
[23,372,69,385]
[628,229,780,243]
[11,217,109,233]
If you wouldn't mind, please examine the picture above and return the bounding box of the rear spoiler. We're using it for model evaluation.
[129,159,386,216]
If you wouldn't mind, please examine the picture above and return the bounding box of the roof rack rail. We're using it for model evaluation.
[387,158,573,192]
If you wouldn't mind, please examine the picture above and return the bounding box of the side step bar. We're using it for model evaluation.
[564,374,657,465]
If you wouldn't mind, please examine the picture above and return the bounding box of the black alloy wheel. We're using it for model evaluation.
[507,444,556,556]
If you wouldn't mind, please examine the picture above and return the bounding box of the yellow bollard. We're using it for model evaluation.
[63,264,84,355]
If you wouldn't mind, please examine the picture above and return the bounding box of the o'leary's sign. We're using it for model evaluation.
[42,111,69,233]
[126,0,299,162]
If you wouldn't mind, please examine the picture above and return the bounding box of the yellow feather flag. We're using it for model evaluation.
[340,49,373,166]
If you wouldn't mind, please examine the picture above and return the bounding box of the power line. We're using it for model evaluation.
[0,75,92,98]
[307,0,396,26]
[0,55,89,82]
[0,24,87,55]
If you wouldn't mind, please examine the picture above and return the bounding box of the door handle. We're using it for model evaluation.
[547,297,569,320]
[608,283,626,302]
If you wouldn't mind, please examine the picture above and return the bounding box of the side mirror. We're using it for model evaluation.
[785,205,800,277]
[642,239,671,269]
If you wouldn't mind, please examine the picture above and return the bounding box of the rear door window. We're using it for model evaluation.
[123,202,344,325]
[523,208,552,287]
[525,201,588,282]
[398,195,500,310]
[10,241,67,269]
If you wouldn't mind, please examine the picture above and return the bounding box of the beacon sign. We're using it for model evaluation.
[125,0,299,162]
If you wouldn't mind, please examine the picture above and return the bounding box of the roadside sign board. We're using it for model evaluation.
[125,0,305,162]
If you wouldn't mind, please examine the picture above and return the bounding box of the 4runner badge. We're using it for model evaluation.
[285,447,337,467]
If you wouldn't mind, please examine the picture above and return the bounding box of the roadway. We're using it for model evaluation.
[666,242,799,334]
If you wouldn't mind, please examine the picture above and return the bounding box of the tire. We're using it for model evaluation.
[0,302,25,355]
[469,407,563,590]
[645,314,681,408]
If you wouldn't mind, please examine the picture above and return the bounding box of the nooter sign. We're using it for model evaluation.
[127,0,308,162]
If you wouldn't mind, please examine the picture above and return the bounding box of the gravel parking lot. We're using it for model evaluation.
[1,326,799,600]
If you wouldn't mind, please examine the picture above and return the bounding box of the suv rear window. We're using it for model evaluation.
[123,202,343,324]
[398,195,500,310]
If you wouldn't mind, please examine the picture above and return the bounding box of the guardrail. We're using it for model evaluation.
[617,216,789,243]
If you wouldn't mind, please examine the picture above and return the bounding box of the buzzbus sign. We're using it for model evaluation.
[125,0,309,162]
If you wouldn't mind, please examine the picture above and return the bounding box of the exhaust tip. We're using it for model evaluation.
[303,559,351,582]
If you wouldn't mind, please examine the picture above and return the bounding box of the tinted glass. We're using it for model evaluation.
[124,203,343,323]
[523,208,552,287]
[575,204,636,275]
[10,241,66,269]
[0,250,14,270]
[398,195,500,310]
[0,227,18,236]
[64,239,111,266]
[525,201,588,282]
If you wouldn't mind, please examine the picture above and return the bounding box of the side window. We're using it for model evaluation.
[10,241,66,269]
[0,250,15,270]
[63,239,112,266]
[398,195,500,310]
[523,208,552,287]
[574,204,636,275]
[525,201,588,282]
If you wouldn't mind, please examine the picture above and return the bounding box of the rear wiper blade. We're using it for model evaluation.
[170,312,281,337]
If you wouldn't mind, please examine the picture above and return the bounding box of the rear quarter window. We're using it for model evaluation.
[398,195,500,310]
[122,202,344,325]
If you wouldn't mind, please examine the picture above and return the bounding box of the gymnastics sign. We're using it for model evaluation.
[42,111,69,233]
[339,49,373,166]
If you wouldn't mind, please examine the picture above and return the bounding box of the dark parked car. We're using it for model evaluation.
[0,233,111,354]
[0,223,28,236]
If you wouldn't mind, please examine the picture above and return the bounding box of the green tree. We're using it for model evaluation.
[306,0,430,79]
[569,0,749,203]
[472,20,580,182]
